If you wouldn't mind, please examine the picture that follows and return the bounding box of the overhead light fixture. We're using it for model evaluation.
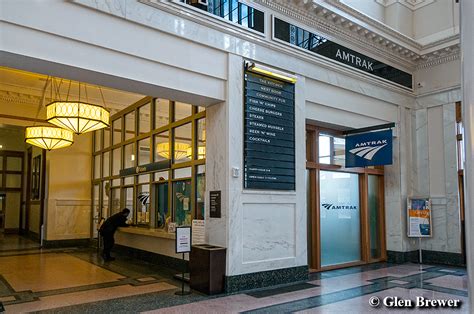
[156,142,191,160]
[46,79,110,134]
[25,126,74,150]
[246,62,297,83]
[47,101,110,134]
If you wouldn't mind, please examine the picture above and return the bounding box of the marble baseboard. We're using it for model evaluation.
[225,265,309,293]
[387,250,419,264]
[421,250,465,266]
[114,244,187,272]
[387,250,465,266]
[42,238,92,249]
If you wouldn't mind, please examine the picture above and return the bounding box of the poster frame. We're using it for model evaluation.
[175,226,192,253]
[407,197,432,238]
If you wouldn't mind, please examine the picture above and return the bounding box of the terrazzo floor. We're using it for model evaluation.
[0,235,470,313]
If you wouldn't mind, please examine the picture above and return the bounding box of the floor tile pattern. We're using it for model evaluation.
[0,235,470,313]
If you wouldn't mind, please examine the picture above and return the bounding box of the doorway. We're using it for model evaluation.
[306,125,386,271]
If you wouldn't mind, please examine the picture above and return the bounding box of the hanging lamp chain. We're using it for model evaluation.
[98,86,107,109]
[34,75,51,126]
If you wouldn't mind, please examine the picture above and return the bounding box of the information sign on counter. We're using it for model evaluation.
[244,70,295,190]
[175,226,191,253]
[407,198,432,237]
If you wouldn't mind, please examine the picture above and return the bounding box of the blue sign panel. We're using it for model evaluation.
[345,130,393,167]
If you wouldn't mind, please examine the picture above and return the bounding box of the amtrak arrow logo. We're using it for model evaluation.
[321,203,333,210]
[349,144,387,161]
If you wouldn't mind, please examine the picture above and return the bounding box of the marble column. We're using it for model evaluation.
[461,0,474,308]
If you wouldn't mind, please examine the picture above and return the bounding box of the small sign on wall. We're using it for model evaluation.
[176,226,192,253]
[407,198,432,237]
[210,191,221,218]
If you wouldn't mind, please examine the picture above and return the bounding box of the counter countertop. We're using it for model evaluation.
[117,227,175,239]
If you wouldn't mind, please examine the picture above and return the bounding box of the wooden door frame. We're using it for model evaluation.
[306,125,386,272]
[24,147,33,234]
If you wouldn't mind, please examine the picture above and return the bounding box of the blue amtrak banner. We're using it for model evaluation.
[345,129,393,167]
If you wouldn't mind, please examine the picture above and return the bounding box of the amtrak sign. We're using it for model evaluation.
[335,49,374,72]
[345,129,393,167]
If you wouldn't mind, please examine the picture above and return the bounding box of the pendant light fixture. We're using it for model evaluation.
[46,79,110,134]
[25,76,75,150]
[25,126,74,150]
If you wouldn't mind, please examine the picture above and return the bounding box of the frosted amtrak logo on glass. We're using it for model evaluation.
[345,130,393,167]
[321,203,358,210]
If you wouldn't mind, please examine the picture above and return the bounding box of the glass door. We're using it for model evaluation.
[320,171,361,267]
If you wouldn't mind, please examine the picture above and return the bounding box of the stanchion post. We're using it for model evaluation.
[419,238,423,264]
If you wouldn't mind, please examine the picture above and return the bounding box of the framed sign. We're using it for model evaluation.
[209,191,221,218]
[407,198,432,237]
[175,226,192,253]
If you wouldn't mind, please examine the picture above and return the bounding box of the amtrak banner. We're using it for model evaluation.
[345,129,393,167]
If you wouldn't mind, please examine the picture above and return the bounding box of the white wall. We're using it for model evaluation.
[206,54,307,276]
[415,59,461,95]
[0,0,226,106]
[342,0,385,22]
[385,3,413,38]
[414,0,459,43]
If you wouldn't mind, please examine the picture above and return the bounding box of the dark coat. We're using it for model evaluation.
[99,212,128,235]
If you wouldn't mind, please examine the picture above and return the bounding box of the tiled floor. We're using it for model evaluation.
[0,234,40,253]
[0,236,470,313]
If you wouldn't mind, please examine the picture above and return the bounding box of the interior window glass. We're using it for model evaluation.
[154,132,169,162]
[138,137,150,165]
[138,103,151,134]
[155,99,170,129]
[136,184,150,225]
[173,123,192,164]
[173,180,192,226]
[124,143,135,169]
[174,102,193,122]
[112,119,122,145]
[125,111,136,140]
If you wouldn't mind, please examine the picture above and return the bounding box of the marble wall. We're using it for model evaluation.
[411,93,462,254]
[205,54,307,276]
[45,200,91,240]
[1,0,463,274]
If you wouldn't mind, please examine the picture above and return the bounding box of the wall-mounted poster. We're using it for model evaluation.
[407,198,432,237]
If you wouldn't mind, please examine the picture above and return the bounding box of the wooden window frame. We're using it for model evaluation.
[91,97,205,234]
